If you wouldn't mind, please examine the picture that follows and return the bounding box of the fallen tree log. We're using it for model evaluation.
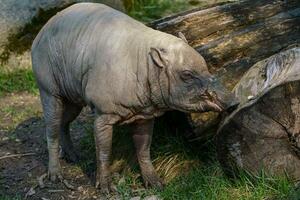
[151,0,300,140]
[217,47,300,180]
[152,0,300,87]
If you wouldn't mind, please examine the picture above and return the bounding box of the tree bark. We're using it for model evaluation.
[151,0,300,88]
[151,0,300,140]
[217,48,300,180]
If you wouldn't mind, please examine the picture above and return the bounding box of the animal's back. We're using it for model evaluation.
[31,3,148,104]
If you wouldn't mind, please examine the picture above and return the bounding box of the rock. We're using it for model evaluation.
[0,0,125,65]
[217,47,300,180]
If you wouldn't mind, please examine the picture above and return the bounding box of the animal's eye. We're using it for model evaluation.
[180,70,194,82]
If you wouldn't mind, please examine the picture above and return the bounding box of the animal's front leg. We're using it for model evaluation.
[94,115,118,194]
[132,119,164,189]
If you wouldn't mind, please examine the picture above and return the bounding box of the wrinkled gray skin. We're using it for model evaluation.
[32,3,237,193]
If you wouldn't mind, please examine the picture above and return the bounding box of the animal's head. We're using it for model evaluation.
[149,33,238,113]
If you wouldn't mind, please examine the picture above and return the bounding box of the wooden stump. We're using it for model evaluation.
[217,48,300,180]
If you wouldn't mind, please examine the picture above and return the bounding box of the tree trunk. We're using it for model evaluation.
[217,48,300,180]
[151,0,300,140]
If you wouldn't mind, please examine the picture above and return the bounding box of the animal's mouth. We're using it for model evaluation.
[199,91,225,112]
[188,92,225,112]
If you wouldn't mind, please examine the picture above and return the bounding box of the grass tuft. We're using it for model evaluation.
[160,164,297,200]
[0,67,38,96]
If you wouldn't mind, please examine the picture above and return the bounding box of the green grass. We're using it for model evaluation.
[160,166,298,200]
[126,0,197,22]
[0,66,41,130]
[0,104,41,130]
[0,67,38,96]
[126,0,237,22]
[77,119,299,200]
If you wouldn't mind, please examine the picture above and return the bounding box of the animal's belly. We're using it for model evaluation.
[119,110,166,125]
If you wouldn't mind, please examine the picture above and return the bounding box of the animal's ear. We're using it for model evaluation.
[149,47,168,68]
[178,32,188,43]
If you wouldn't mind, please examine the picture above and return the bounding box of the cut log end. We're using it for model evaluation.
[217,48,300,180]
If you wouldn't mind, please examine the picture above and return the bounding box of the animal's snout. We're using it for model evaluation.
[211,89,239,113]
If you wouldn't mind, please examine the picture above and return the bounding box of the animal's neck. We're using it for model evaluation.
[133,29,176,110]
[145,54,170,109]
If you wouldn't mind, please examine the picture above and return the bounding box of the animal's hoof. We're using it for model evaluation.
[142,172,165,190]
[47,170,75,190]
[96,176,116,194]
[145,179,164,190]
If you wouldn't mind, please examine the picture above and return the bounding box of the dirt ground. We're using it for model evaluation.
[0,93,137,200]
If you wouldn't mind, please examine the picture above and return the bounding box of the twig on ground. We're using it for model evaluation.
[48,189,65,193]
[38,173,48,188]
[62,178,76,190]
[37,172,76,191]
[25,185,38,199]
[0,152,36,160]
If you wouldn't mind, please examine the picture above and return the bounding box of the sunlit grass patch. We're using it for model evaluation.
[0,91,42,130]
[127,0,193,22]
[0,66,38,96]
[126,0,239,22]
[0,65,40,129]
[0,105,41,130]
[160,164,297,200]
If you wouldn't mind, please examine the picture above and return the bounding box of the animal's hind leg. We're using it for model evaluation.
[59,103,82,163]
[39,89,65,181]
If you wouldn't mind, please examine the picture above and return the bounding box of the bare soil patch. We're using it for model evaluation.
[0,93,122,199]
[0,114,108,199]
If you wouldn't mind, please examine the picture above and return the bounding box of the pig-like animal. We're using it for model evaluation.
[32,3,237,193]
